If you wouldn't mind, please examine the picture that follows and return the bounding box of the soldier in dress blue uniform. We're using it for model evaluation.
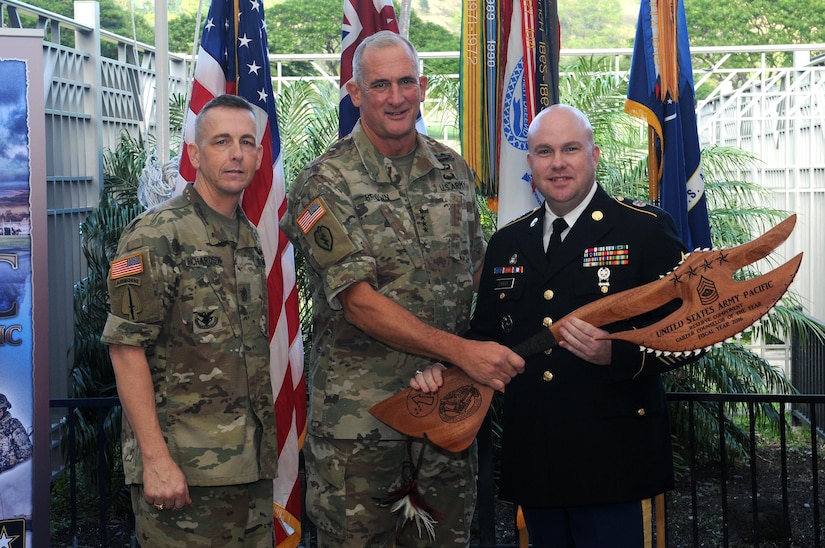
[413,104,701,547]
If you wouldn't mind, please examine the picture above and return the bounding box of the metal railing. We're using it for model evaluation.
[793,318,825,432]
[663,393,823,548]
[49,397,125,548]
[50,391,824,547]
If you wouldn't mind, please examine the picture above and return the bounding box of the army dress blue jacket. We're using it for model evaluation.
[470,185,696,508]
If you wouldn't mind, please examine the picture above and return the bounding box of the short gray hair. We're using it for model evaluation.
[351,30,420,85]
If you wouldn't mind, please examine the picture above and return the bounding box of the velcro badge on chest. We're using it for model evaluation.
[299,196,357,267]
[494,278,515,290]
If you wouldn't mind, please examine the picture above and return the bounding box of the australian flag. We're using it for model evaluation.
[625,0,712,251]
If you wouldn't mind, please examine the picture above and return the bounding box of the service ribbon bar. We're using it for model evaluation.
[582,245,629,267]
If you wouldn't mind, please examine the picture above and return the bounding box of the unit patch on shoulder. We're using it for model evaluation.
[298,196,358,268]
[107,248,162,323]
[297,198,328,234]
[110,253,144,279]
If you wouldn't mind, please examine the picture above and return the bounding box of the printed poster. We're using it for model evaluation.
[0,31,47,546]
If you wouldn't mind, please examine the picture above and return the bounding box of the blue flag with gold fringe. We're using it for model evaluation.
[625,0,712,251]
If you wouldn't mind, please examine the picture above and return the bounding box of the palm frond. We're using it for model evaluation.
[273,80,339,356]
[275,80,339,184]
[69,126,149,492]
[561,56,650,200]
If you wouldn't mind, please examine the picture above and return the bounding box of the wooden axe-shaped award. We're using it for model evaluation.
[369,215,803,452]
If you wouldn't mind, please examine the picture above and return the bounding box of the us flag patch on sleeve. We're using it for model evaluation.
[297,198,327,234]
[110,253,144,279]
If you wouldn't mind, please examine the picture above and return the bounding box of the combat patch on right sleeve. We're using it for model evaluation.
[296,197,357,268]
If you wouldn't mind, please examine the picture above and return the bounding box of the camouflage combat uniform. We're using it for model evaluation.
[281,121,485,547]
[0,403,33,474]
[101,184,277,545]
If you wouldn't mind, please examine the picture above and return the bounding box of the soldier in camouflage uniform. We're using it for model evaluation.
[0,393,33,474]
[281,31,524,547]
[102,94,278,546]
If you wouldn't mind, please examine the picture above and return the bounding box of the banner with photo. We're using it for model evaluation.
[0,30,48,547]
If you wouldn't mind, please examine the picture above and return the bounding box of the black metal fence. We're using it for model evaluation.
[49,397,124,548]
[470,393,825,547]
[792,317,825,434]
[663,392,823,547]
[50,391,824,547]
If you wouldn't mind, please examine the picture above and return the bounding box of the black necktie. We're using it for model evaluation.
[546,217,568,261]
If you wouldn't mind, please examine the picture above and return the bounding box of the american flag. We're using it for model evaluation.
[110,254,143,279]
[177,1,306,545]
[296,198,326,234]
[339,0,400,138]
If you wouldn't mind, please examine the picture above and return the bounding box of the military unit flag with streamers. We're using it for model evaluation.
[177,0,306,545]
[460,0,560,227]
[625,0,712,251]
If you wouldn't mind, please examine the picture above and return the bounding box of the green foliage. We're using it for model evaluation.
[67,131,147,491]
[686,0,825,49]
[25,0,154,52]
[167,10,201,54]
[98,0,155,45]
[685,0,825,72]
[28,0,74,16]
[50,456,131,539]
[276,82,339,182]
[560,56,649,199]
[558,0,636,49]
[666,343,800,468]
[265,0,342,76]
[274,80,339,355]
[423,73,461,142]
[407,9,460,75]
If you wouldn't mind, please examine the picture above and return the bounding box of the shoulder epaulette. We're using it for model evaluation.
[614,196,660,218]
[498,206,543,230]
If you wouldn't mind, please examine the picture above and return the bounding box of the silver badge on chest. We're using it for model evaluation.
[598,267,611,294]
[500,314,514,333]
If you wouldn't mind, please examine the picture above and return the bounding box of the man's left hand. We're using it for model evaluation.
[557,316,612,365]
